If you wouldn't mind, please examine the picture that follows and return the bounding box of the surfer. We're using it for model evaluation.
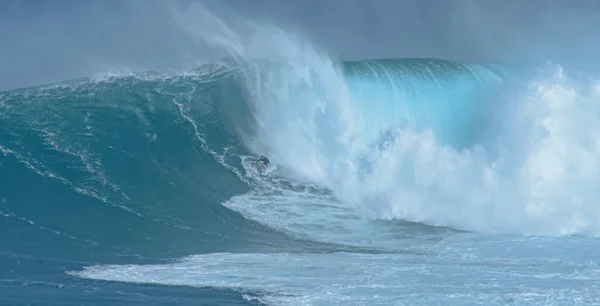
[257,155,270,171]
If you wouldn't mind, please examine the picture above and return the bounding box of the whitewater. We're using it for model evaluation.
[2,3,600,306]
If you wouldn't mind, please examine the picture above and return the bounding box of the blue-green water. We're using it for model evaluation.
[2,57,600,305]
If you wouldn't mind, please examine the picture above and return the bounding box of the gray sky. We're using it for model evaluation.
[2,0,600,90]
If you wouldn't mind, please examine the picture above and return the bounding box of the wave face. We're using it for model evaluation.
[3,41,600,305]
[341,58,509,149]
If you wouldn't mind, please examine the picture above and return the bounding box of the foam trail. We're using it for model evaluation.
[69,235,600,305]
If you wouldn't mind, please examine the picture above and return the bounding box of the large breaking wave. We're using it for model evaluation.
[3,4,600,305]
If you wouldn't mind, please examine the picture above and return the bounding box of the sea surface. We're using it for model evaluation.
[2,21,600,306]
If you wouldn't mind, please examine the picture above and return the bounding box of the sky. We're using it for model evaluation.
[1,0,600,90]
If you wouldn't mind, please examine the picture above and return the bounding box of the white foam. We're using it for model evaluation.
[336,66,600,236]
[69,236,600,305]
[224,156,406,250]
[218,19,600,235]
[247,58,600,237]
[166,3,600,237]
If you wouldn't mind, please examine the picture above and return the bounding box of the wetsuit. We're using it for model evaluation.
[258,156,270,166]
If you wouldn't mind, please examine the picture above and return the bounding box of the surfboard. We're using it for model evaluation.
[256,163,268,176]
[257,162,275,176]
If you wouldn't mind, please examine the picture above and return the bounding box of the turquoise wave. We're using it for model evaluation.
[340,58,510,148]
[0,57,511,299]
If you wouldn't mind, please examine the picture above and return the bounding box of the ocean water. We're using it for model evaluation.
[3,7,600,306]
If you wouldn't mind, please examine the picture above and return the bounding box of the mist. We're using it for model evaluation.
[2,0,600,90]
